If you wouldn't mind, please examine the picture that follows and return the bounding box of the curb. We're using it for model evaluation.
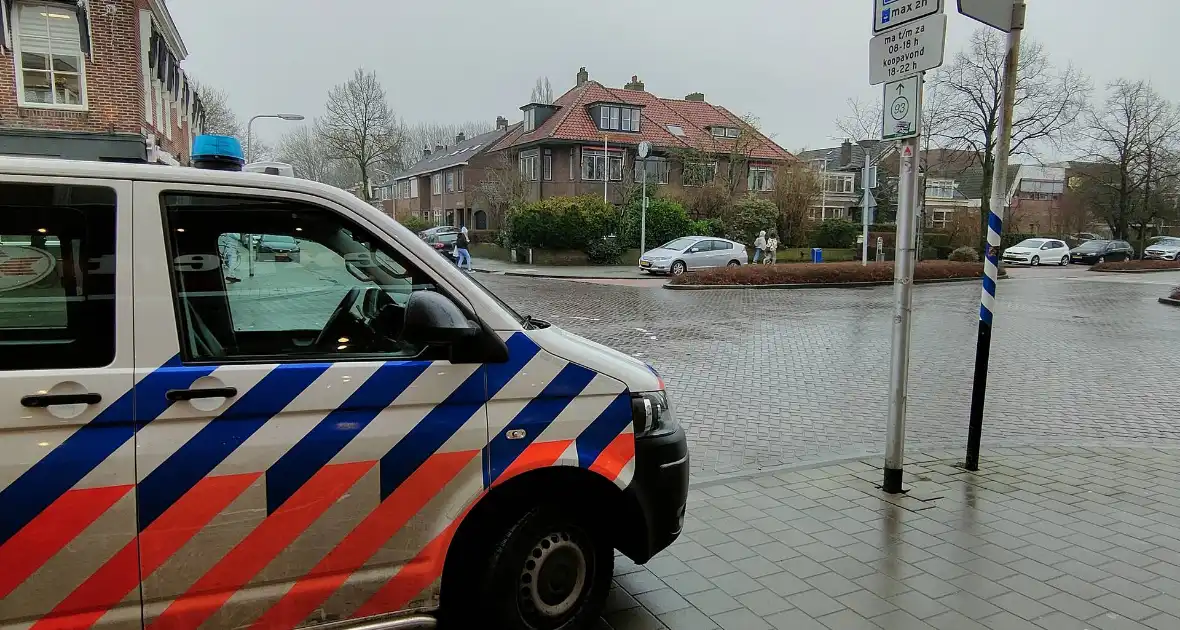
[664,275,991,291]
[472,268,646,280]
[1091,267,1180,274]
[1160,297,1180,307]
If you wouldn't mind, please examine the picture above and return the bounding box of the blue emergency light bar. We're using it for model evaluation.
[192,135,245,171]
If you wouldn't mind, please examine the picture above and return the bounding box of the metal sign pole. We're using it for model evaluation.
[965,0,1025,471]
[862,152,871,265]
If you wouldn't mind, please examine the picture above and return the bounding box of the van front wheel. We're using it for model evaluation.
[478,505,612,630]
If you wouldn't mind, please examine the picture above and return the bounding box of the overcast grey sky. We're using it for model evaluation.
[168,0,1178,153]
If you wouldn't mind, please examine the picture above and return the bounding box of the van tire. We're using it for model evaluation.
[474,504,612,630]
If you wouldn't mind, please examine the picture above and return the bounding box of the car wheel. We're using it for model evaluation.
[1031,255,1040,266]
[462,505,611,630]
[727,260,740,267]
[1060,255,1069,266]
[671,261,686,276]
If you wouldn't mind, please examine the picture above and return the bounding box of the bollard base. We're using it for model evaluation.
[882,467,904,494]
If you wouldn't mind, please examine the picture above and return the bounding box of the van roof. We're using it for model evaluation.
[0,156,349,202]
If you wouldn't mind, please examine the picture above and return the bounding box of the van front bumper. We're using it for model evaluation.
[622,425,689,563]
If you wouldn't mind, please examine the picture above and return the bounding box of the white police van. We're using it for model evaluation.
[0,136,688,630]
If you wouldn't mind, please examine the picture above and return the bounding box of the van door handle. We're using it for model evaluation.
[166,387,238,402]
[21,392,103,408]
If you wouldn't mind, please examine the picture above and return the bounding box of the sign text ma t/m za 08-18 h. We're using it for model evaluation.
[874,0,943,35]
[868,13,947,85]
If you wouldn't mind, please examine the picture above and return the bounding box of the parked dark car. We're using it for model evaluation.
[419,226,460,240]
[425,232,459,264]
[254,234,301,262]
[1069,239,1135,264]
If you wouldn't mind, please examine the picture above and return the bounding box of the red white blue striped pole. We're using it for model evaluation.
[966,0,1026,472]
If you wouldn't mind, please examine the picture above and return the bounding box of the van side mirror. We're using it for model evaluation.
[403,291,479,345]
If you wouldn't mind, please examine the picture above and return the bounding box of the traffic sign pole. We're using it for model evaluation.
[965,0,1025,471]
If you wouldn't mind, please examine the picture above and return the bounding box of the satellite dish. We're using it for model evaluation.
[637,141,651,159]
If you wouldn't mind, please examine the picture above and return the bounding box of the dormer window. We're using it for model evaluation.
[711,126,740,138]
[524,108,536,132]
[594,105,641,132]
[521,103,556,133]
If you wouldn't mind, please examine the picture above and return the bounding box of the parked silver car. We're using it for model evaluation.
[1143,236,1180,260]
[639,236,749,275]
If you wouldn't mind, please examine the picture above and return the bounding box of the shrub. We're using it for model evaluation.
[949,246,981,262]
[923,232,952,248]
[810,218,860,248]
[585,237,625,265]
[920,247,938,260]
[692,218,726,237]
[507,196,619,250]
[399,215,431,234]
[727,196,780,244]
[1091,259,1180,272]
[668,261,986,286]
[624,197,694,249]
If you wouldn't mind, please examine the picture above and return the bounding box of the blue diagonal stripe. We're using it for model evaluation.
[486,363,598,484]
[0,357,211,546]
[576,393,634,468]
[137,362,329,531]
[381,332,540,499]
[982,274,997,297]
[264,360,432,514]
[980,304,994,325]
[988,212,1003,236]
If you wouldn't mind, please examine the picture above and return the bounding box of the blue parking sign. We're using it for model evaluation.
[882,9,891,24]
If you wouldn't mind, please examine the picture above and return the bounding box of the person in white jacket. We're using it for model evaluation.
[753,230,767,264]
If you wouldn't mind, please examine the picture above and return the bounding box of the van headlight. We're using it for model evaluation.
[632,391,677,437]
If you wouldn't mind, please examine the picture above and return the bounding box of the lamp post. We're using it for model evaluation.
[245,113,304,163]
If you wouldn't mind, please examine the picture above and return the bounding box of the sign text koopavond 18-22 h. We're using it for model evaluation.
[868,13,947,85]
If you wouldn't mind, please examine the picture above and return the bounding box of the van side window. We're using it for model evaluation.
[162,193,440,363]
[0,182,116,370]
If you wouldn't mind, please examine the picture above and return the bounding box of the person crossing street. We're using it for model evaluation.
[455,226,473,271]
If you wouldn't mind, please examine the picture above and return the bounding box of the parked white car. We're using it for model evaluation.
[1002,238,1071,266]
[1143,237,1180,261]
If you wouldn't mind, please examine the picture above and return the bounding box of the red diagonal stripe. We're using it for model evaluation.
[148,462,373,630]
[31,473,259,630]
[355,439,571,617]
[589,432,635,482]
[0,485,131,599]
[247,451,477,630]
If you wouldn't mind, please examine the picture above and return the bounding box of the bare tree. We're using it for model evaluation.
[316,68,404,202]
[276,125,356,188]
[1080,80,1180,239]
[932,29,1090,247]
[476,152,530,231]
[770,164,822,247]
[530,76,554,104]
[835,97,883,142]
[192,81,241,139]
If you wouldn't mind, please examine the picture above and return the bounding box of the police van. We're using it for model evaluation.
[0,137,688,630]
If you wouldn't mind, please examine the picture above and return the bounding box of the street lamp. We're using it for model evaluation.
[245,113,304,163]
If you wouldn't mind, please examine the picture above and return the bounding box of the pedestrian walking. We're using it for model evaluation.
[764,234,779,265]
[456,226,473,272]
[753,230,767,264]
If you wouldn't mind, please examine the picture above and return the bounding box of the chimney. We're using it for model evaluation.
[685,92,705,102]
[496,116,509,130]
[423,145,431,158]
[434,144,445,155]
[624,75,645,91]
[576,66,588,87]
[455,131,465,143]
[840,139,853,167]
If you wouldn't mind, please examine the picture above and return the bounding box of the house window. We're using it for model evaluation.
[683,162,717,187]
[410,179,419,198]
[446,172,455,193]
[519,151,539,181]
[926,179,956,199]
[823,173,855,194]
[597,106,640,132]
[581,149,623,181]
[809,207,845,220]
[432,174,442,195]
[457,170,464,191]
[748,167,775,192]
[569,148,576,180]
[726,128,740,138]
[711,126,740,138]
[930,210,953,229]
[15,3,86,108]
[635,157,670,184]
[524,108,536,132]
[543,149,552,181]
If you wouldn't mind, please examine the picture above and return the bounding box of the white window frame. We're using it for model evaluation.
[926,178,957,199]
[543,149,552,181]
[581,149,623,182]
[446,171,455,193]
[823,173,854,194]
[410,178,419,199]
[809,206,845,221]
[569,148,576,180]
[432,174,442,195]
[524,108,536,132]
[636,157,670,184]
[748,166,775,192]
[725,127,740,138]
[519,151,539,182]
[457,170,464,192]
[598,106,640,132]
[13,2,87,110]
[711,127,726,138]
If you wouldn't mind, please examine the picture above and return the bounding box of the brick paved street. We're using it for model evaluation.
[475,270,1180,481]
[602,446,1180,630]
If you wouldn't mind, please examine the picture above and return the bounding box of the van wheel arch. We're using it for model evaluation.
[440,467,645,618]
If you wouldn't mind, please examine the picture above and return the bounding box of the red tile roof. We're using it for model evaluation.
[488,81,795,162]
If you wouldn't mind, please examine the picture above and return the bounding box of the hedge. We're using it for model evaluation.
[668,261,988,286]
[507,196,618,250]
[623,197,694,249]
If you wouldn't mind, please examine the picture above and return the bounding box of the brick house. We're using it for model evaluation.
[796,139,890,222]
[0,0,204,164]
[382,121,517,229]
[485,68,794,211]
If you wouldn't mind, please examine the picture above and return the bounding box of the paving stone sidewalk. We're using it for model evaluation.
[600,446,1180,630]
